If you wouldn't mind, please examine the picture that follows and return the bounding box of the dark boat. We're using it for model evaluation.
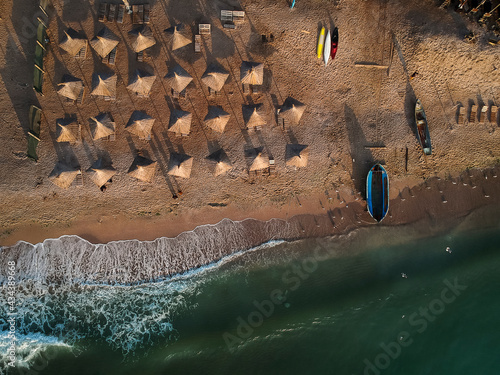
[331,27,338,60]
[366,164,389,222]
[415,100,432,155]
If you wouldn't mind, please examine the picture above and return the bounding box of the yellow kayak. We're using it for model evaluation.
[317,27,325,59]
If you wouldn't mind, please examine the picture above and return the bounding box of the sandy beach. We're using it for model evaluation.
[0,0,499,250]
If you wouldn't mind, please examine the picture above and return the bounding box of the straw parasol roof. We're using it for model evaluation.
[240,61,264,85]
[91,73,117,97]
[168,153,193,179]
[57,75,84,100]
[168,109,192,136]
[127,69,156,97]
[87,158,117,188]
[243,103,266,128]
[59,28,86,56]
[204,106,230,133]
[207,149,232,176]
[164,24,192,51]
[201,64,229,92]
[90,113,115,141]
[128,155,157,183]
[126,111,155,139]
[165,65,193,92]
[285,144,309,168]
[48,162,80,189]
[279,97,306,125]
[128,25,156,52]
[248,148,270,171]
[90,27,119,58]
[55,118,79,143]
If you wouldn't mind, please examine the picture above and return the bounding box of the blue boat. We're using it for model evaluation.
[366,164,389,222]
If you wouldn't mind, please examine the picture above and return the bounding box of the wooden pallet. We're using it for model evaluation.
[478,105,487,123]
[490,105,498,124]
[469,104,477,123]
[457,106,466,124]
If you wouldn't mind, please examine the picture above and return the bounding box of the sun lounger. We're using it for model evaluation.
[195,34,201,53]
[98,3,108,22]
[490,105,498,124]
[107,133,116,141]
[28,105,42,161]
[76,41,87,59]
[136,51,143,62]
[478,105,487,123]
[108,4,117,22]
[278,116,285,129]
[133,5,144,24]
[469,104,477,123]
[221,10,233,23]
[269,158,276,177]
[74,170,83,187]
[108,46,117,65]
[199,24,211,35]
[457,106,465,124]
[76,89,85,105]
[232,11,245,23]
[117,4,125,23]
[242,83,250,94]
[144,4,150,24]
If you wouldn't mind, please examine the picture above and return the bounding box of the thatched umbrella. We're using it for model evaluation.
[127,69,156,97]
[90,113,115,141]
[126,111,155,139]
[168,109,192,136]
[57,75,84,100]
[165,65,193,92]
[55,118,78,143]
[59,28,86,56]
[164,24,191,51]
[243,103,266,128]
[240,61,264,85]
[204,106,230,133]
[87,158,116,188]
[201,64,229,92]
[48,162,80,189]
[279,97,306,125]
[168,153,193,179]
[128,155,157,183]
[91,73,117,97]
[207,149,232,176]
[128,25,156,52]
[248,148,269,171]
[285,144,309,168]
[90,27,119,58]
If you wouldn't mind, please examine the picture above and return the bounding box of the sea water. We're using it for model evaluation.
[1,219,500,375]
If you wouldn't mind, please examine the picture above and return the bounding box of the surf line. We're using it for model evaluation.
[222,237,335,352]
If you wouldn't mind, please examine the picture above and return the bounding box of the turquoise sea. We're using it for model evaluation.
[1,214,500,375]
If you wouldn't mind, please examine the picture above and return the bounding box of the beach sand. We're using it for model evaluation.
[0,0,499,250]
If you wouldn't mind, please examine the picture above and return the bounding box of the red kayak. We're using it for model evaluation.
[331,27,338,60]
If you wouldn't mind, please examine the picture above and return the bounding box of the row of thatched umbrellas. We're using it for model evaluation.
[57,60,265,100]
[54,94,306,143]
[48,143,309,189]
[60,24,193,57]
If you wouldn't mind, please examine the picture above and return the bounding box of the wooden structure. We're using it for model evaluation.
[469,104,477,123]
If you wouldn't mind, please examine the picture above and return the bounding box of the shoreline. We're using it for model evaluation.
[1,166,499,284]
[1,166,499,248]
